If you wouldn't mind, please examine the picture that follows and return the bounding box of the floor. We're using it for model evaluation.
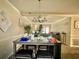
[61,54,79,59]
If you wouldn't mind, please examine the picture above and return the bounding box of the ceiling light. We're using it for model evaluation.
[32,0,47,23]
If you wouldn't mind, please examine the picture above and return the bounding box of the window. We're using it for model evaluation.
[32,24,51,34]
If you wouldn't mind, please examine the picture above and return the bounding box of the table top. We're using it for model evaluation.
[13,38,61,45]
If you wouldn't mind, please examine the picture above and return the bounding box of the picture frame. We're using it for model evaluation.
[74,20,79,29]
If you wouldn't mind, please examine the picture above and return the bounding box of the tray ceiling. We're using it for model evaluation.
[8,0,79,14]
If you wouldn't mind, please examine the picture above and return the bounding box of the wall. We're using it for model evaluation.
[52,17,71,45]
[70,16,79,47]
[50,16,71,54]
[0,0,24,59]
[51,16,79,54]
[61,16,79,54]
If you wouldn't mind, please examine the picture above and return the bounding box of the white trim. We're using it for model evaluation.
[24,16,32,24]
[7,52,13,59]
[52,17,68,25]
[6,0,20,15]
[71,45,79,47]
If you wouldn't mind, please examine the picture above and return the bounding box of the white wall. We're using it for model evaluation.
[61,16,79,54]
[70,16,79,47]
[0,0,24,59]
[52,17,71,45]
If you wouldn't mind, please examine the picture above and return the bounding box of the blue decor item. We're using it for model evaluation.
[20,37,29,42]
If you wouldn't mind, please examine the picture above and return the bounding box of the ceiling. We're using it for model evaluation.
[7,0,73,24]
[8,0,79,14]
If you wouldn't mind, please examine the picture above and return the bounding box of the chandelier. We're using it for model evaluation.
[32,0,47,23]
